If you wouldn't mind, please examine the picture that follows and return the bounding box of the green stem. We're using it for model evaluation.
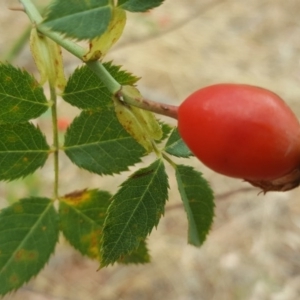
[20,0,86,59]
[86,61,121,94]
[19,0,43,23]
[38,25,86,59]
[20,0,118,86]
[50,84,59,200]
[19,0,178,118]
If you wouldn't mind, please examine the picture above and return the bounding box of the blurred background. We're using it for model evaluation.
[1,0,300,299]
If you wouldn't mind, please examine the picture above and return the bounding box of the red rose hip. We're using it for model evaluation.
[178,84,300,191]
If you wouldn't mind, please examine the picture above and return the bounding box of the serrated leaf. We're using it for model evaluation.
[63,62,139,110]
[118,0,165,12]
[64,109,145,175]
[165,127,193,157]
[100,159,168,266]
[0,64,48,124]
[0,197,59,295]
[175,165,214,246]
[0,123,50,181]
[156,121,173,144]
[83,7,126,61]
[59,189,112,260]
[30,28,66,90]
[118,239,150,264]
[43,0,113,40]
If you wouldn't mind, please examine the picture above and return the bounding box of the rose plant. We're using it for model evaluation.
[0,0,298,295]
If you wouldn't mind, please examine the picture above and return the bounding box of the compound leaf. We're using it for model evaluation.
[165,127,193,158]
[175,165,214,246]
[0,64,48,124]
[0,197,59,296]
[100,159,168,266]
[64,109,145,175]
[118,0,165,12]
[0,123,50,181]
[63,62,139,110]
[43,0,113,40]
[59,189,112,260]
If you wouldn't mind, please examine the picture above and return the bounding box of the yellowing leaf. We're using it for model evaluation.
[134,107,163,140]
[30,28,66,90]
[113,96,152,152]
[83,7,126,61]
[114,85,163,152]
[59,189,112,260]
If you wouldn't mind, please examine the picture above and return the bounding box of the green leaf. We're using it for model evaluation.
[0,123,50,181]
[64,109,145,175]
[118,0,165,12]
[59,189,112,260]
[43,0,113,40]
[100,159,168,266]
[118,239,150,264]
[63,62,139,110]
[175,165,214,246]
[159,121,173,142]
[0,64,48,124]
[165,128,193,158]
[0,197,59,295]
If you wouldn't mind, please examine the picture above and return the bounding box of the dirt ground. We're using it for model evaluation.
[2,0,300,299]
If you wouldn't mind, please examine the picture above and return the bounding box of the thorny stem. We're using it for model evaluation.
[19,0,179,119]
[49,84,59,200]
